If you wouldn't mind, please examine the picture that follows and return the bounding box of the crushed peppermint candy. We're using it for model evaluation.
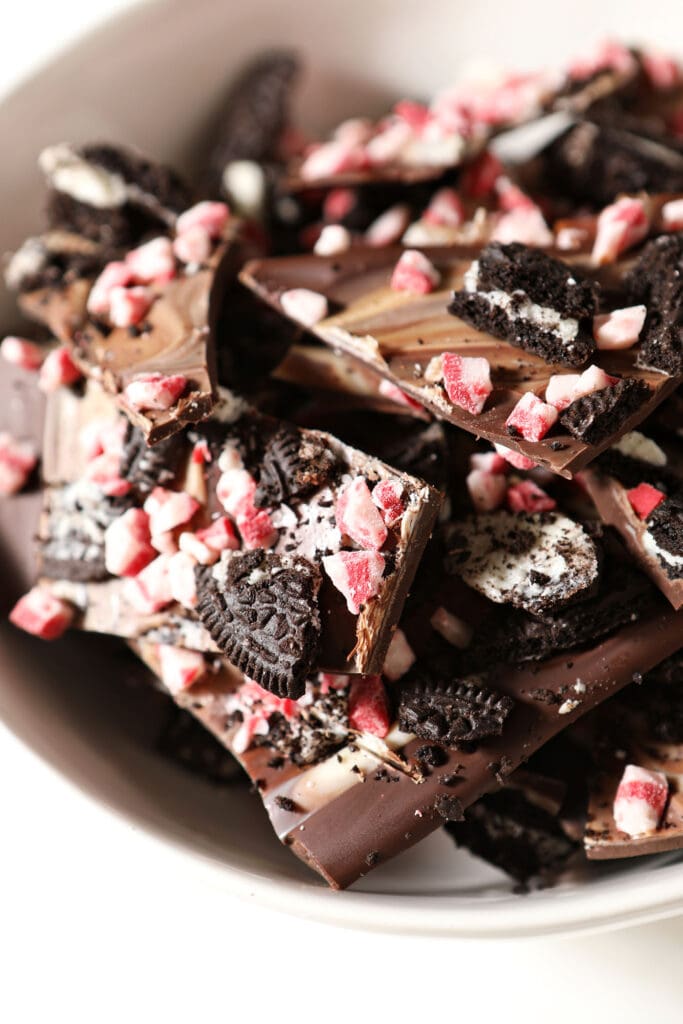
[613,764,669,837]
[383,628,416,681]
[1,336,44,370]
[336,477,388,550]
[280,288,329,327]
[506,391,558,442]
[592,196,650,266]
[0,432,37,495]
[390,249,440,294]
[626,482,666,519]
[593,306,646,350]
[157,645,207,695]
[9,587,73,640]
[348,675,390,737]
[38,346,82,393]
[322,550,385,614]
[123,373,188,411]
[466,468,507,512]
[371,478,405,527]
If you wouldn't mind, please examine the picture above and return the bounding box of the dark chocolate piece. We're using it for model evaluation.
[560,378,651,445]
[398,678,514,750]
[449,243,598,368]
[627,233,683,376]
[194,550,323,699]
[240,246,680,478]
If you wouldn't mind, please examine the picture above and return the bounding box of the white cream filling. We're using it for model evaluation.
[612,431,667,466]
[4,237,47,289]
[39,144,129,209]
[643,530,683,572]
[464,261,580,346]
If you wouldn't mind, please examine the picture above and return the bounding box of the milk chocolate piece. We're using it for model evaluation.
[240,245,679,477]
[40,385,441,678]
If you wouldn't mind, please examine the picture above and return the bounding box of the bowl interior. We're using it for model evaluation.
[2,0,683,937]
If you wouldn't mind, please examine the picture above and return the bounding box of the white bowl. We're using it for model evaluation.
[2,0,683,938]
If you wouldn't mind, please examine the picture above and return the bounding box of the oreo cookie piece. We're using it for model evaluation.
[119,424,187,498]
[559,378,651,445]
[398,677,514,750]
[544,120,683,207]
[4,232,108,295]
[449,243,598,368]
[447,511,599,615]
[40,142,192,247]
[645,497,683,578]
[38,480,128,582]
[194,549,322,698]
[254,425,339,508]
[626,234,683,376]
[447,789,578,886]
[157,708,243,785]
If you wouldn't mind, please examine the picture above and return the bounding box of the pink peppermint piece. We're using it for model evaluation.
[322,550,385,614]
[318,672,352,694]
[470,451,509,475]
[108,285,153,328]
[466,468,507,512]
[104,507,156,577]
[348,676,390,737]
[323,187,356,223]
[150,529,178,555]
[334,117,374,147]
[507,479,557,514]
[661,198,683,232]
[423,188,464,227]
[394,99,431,129]
[178,531,216,565]
[492,206,554,247]
[593,306,646,350]
[336,477,388,550]
[382,628,416,681]
[568,38,637,81]
[461,150,504,198]
[9,587,73,640]
[0,432,37,495]
[157,645,206,695]
[494,443,537,471]
[545,373,582,411]
[299,139,366,181]
[371,477,405,527]
[123,373,188,411]
[378,378,426,415]
[168,551,198,609]
[79,416,126,461]
[195,516,239,553]
[441,353,492,416]
[191,438,212,464]
[573,364,619,401]
[38,346,82,393]
[173,225,212,265]
[87,260,134,316]
[176,201,230,239]
[237,509,278,550]
[1,336,44,371]
[592,196,650,265]
[280,288,328,327]
[641,50,682,90]
[506,391,558,442]
[626,482,666,519]
[556,226,590,252]
[126,554,174,614]
[143,487,200,536]
[614,764,669,837]
[365,120,413,166]
[216,468,258,519]
[125,236,175,284]
[496,177,537,212]
[314,224,352,256]
[82,451,131,498]
[390,249,440,294]
[365,203,411,247]
[430,606,473,649]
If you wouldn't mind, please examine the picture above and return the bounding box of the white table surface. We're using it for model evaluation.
[2,4,683,1021]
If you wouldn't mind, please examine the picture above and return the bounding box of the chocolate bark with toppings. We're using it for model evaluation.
[583,428,683,608]
[37,384,441,687]
[240,244,679,477]
[625,233,683,376]
[449,243,599,368]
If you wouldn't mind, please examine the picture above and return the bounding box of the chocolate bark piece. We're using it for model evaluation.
[626,233,683,376]
[37,480,125,582]
[446,786,579,886]
[543,120,683,206]
[40,142,192,247]
[194,550,323,699]
[18,219,244,444]
[240,245,680,478]
[118,423,187,497]
[398,677,514,750]
[156,706,244,785]
[559,378,651,445]
[446,511,600,615]
[449,243,598,368]
[203,50,300,192]
[583,436,683,608]
[40,386,441,676]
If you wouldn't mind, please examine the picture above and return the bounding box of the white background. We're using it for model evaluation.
[2,3,683,1021]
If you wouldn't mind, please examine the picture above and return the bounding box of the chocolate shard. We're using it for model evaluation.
[253,425,339,507]
[560,378,651,445]
[626,233,683,376]
[449,243,598,368]
[398,677,514,750]
[41,142,193,247]
[240,246,680,478]
[194,550,323,699]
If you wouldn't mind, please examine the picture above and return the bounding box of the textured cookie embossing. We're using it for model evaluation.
[398,678,514,750]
